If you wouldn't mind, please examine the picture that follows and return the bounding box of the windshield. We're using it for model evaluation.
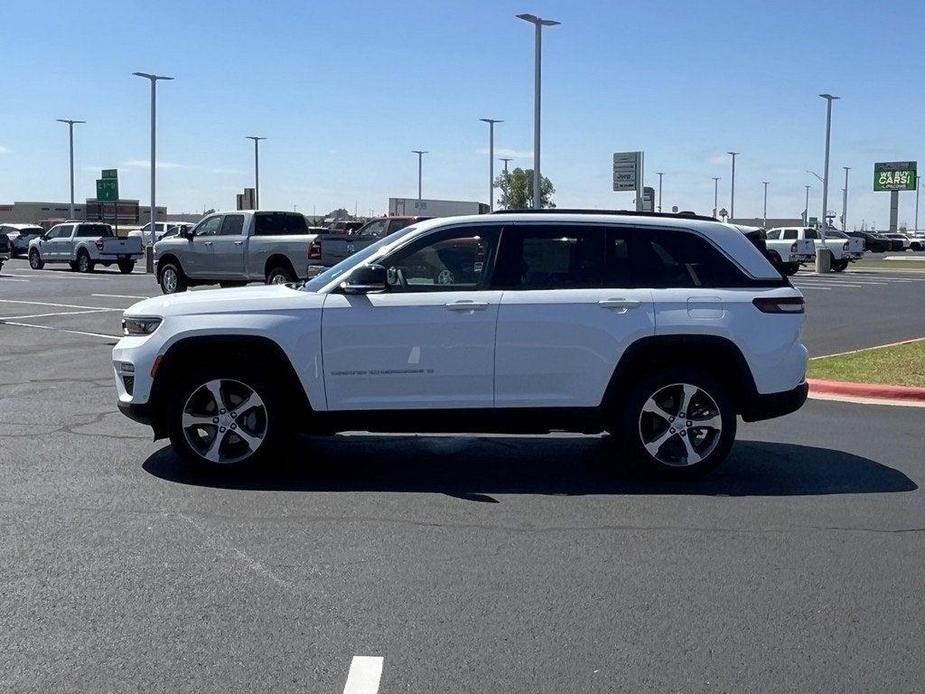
[303,226,416,292]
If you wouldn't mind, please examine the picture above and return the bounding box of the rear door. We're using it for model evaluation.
[210,214,247,277]
[492,224,655,408]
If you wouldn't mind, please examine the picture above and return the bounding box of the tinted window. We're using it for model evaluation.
[383,226,500,292]
[387,218,416,234]
[766,229,781,239]
[782,229,797,240]
[803,228,818,239]
[220,215,245,236]
[358,220,388,240]
[628,228,750,288]
[254,212,307,236]
[76,224,113,238]
[493,225,604,290]
[195,216,223,237]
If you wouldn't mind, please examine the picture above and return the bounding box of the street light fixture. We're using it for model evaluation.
[132,72,173,238]
[56,119,85,220]
[655,172,664,213]
[762,181,769,228]
[411,150,427,200]
[516,13,559,209]
[728,152,739,220]
[805,169,824,184]
[712,177,720,218]
[245,136,267,209]
[480,118,503,212]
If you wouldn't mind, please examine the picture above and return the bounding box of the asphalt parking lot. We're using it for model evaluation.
[1,256,924,692]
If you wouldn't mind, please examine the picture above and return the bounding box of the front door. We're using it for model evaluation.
[210,214,246,277]
[321,225,502,410]
[185,215,222,277]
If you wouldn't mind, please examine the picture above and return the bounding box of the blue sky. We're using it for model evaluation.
[2,0,924,228]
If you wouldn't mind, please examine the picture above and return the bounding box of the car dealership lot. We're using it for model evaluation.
[1,256,924,692]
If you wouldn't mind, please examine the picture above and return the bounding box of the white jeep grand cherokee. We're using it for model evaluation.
[113,210,808,477]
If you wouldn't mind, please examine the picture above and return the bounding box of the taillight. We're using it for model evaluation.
[790,242,798,252]
[308,239,321,261]
[753,297,805,314]
[95,238,104,251]
[842,242,849,251]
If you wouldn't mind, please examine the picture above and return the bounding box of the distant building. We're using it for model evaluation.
[0,199,166,226]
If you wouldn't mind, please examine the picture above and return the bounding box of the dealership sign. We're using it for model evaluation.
[613,151,643,192]
[873,161,917,191]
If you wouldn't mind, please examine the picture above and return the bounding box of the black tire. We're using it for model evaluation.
[159,261,187,294]
[613,369,737,478]
[69,261,79,271]
[76,250,94,273]
[166,361,290,469]
[782,262,800,276]
[118,260,135,274]
[29,248,44,269]
[911,242,923,252]
[766,250,783,272]
[266,264,295,285]
[831,259,848,272]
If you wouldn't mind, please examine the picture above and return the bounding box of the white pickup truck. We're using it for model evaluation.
[28,222,143,273]
[746,227,814,276]
[766,226,864,272]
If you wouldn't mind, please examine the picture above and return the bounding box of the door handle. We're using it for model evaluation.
[598,298,642,310]
[445,300,489,311]
[234,241,244,246]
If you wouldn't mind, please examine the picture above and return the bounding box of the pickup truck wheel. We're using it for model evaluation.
[782,262,800,276]
[159,262,187,294]
[76,251,94,273]
[29,249,44,269]
[167,365,289,468]
[616,370,736,478]
[117,260,136,274]
[266,265,295,285]
[831,260,848,272]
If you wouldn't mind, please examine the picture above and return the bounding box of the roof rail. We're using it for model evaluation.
[489,208,717,222]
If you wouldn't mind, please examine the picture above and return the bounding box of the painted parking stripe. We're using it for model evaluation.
[92,293,152,300]
[342,656,384,694]
[0,277,30,282]
[0,299,125,311]
[0,309,110,321]
[0,320,119,340]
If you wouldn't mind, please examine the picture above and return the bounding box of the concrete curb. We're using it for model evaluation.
[807,378,925,403]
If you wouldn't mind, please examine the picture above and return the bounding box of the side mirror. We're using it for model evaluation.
[182,227,194,240]
[341,264,387,294]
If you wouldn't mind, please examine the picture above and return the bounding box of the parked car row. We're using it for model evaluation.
[27,222,144,273]
[763,226,864,273]
[0,223,45,257]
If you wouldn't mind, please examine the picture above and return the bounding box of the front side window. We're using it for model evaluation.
[195,216,223,237]
[219,215,245,236]
[359,220,388,240]
[492,225,604,290]
[766,229,781,240]
[383,226,500,292]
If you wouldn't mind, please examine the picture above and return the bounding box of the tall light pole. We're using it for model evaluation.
[842,166,850,231]
[411,150,427,200]
[712,177,720,218]
[804,185,811,225]
[56,119,85,219]
[516,13,559,209]
[480,118,503,211]
[656,172,664,213]
[728,152,739,220]
[245,136,267,209]
[915,173,921,233]
[132,72,173,234]
[762,180,769,228]
[819,93,839,238]
[500,157,513,174]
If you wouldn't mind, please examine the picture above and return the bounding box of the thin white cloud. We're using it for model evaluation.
[476,147,532,159]
[707,153,731,165]
[0,145,9,154]
[121,159,187,169]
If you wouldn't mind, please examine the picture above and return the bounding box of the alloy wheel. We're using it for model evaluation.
[182,378,268,464]
[638,383,722,467]
[162,268,178,293]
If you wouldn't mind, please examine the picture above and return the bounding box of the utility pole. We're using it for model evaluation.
[56,119,86,219]
[656,172,664,213]
[842,166,850,231]
[762,181,769,228]
[728,152,739,220]
[411,150,427,200]
[132,72,173,242]
[480,118,503,211]
[804,185,811,226]
[500,157,512,174]
[712,177,720,218]
[245,136,267,208]
[819,93,839,242]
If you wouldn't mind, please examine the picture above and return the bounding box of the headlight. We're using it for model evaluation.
[122,316,162,336]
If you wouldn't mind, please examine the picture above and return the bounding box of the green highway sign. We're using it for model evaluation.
[96,178,119,202]
[101,168,118,180]
[873,161,917,191]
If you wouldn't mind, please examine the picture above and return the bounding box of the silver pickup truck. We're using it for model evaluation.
[153,210,320,294]
[307,215,430,276]
[28,222,143,273]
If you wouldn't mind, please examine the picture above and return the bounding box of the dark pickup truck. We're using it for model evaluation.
[308,216,431,275]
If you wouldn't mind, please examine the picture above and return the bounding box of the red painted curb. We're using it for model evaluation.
[807,378,925,402]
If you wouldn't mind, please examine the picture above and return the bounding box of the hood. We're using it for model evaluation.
[125,284,323,317]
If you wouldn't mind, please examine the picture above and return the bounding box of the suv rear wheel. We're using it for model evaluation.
[166,363,290,468]
[616,369,736,477]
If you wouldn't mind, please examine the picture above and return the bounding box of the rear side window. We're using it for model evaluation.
[254,213,307,236]
[492,225,604,290]
[803,228,818,239]
[76,224,113,238]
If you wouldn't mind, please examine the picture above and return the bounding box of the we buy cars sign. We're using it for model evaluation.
[873,161,917,191]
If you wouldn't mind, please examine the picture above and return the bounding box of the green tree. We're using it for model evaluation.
[495,168,556,209]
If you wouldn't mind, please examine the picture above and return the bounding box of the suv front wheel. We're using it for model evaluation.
[616,370,736,477]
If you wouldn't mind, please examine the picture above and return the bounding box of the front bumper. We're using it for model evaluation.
[741,382,809,422]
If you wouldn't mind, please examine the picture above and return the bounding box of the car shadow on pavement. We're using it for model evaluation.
[142,436,917,498]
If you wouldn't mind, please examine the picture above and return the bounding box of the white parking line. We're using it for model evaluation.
[0,277,29,282]
[0,321,119,340]
[342,656,384,694]
[0,299,125,311]
[0,309,110,321]
[92,293,152,300]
